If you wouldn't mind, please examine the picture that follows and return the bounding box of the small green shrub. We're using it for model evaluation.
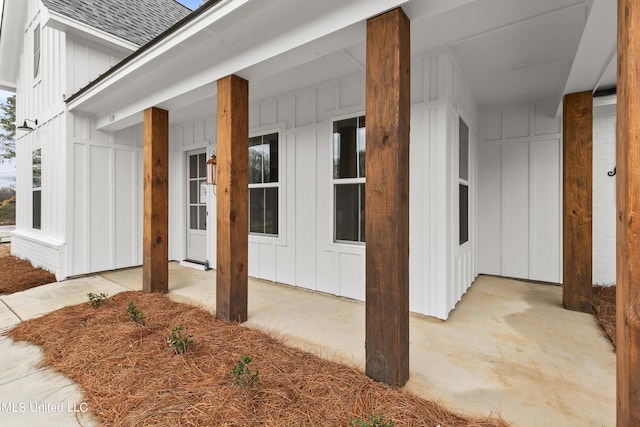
[167,324,194,354]
[231,354,259,389]
[87,292,108,308]
[349,414,394,427]
[126,301,145,323]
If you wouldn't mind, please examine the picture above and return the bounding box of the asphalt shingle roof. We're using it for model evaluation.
[41,0,192,46]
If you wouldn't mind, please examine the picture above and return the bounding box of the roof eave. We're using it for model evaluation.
[66,0,234,107]
[0,0,27,91]
[44,8,139,55]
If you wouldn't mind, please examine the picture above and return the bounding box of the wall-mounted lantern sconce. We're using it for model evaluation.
[17,119,38,132]
[206,153,217,185]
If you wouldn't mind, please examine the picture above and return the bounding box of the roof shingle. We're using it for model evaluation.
[41,0,192,46]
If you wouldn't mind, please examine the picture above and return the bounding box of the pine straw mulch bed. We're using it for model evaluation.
[0,245,57,295]
[6,291,508,427]
[592,285,616,351]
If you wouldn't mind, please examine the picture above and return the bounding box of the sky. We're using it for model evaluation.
[0,89,14,189]
[178,0,202,10]
[0,0,204,188]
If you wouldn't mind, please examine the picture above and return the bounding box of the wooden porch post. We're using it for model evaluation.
[143,107,169,293]
[617,0,640,422]
[562,91,592,313]
[365,7,410,386]
[216,75,249,323]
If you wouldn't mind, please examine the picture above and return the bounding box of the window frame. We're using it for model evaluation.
[32,148,42,230]
[331,113,366,246]
[33,24,41,80]
[458,117,470,247]
[248,129,281,239]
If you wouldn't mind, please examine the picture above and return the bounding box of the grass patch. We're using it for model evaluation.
[0,203,15,225]
[6,291,508,427]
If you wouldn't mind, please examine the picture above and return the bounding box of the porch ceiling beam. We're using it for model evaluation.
[562,91,592,313]
[616,0,640,422]
[365,7,410,387]
[143,107,169,293]
[216,74,249,323]
[73,0,415,131]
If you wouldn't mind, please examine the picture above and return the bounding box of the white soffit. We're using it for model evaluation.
[557,0,617,114]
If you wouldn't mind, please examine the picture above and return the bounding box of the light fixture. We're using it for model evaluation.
[206,153,217,185]
[17,119,38,132]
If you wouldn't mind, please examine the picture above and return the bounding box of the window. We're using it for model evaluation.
[248,132,279,235]
[33,25,41,79]
[459,118,469,245]
[32,149,42,230]
[333,115,365,243]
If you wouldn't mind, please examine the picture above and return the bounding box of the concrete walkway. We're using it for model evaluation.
[0,264,616,426]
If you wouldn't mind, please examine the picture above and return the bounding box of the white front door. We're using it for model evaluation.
[186,150,208,263]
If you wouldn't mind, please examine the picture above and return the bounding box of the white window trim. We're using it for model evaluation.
[33,23,42,83]
[248,127,285,246]
[457,115,471,252]
[330,112,366,247]
[32,148,42,231]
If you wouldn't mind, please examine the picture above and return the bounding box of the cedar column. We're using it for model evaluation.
[365,7,410,386]
[143,107,169,293]
[216,75,249,323]
[617,0,640,423]
[562,91,592,313]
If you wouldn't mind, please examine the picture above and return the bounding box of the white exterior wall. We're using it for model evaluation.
[68,113,143,276]
[12,0,136,279]
[478,102,562,283]
[167,49,478,319]
[592,105,616,285]
[13,1,68,279]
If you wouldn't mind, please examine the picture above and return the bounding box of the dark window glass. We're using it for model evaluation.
[459,118,469,181]
[335,183,365,243]
[459,184,469,245]
[33,191,41,230]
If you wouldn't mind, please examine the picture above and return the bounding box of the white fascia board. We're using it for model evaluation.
[71,0,410,129]
[43,8,138,53]
[67,0,251,112]
[0,0,26,87]
[0,79,16,91]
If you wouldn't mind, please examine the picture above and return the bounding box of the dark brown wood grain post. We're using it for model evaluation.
[143,107,169,293]
[216,75,249,323]
[365,7,410,386]
[562,91,592,313]
[617,0,640,423]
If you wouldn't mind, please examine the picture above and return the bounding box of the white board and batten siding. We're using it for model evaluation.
[68,114,143,276]
[170,49,479,319]
[478,102,562,284]
[13,1,68,279]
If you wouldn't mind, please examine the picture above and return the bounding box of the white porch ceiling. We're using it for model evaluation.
[229,0,614,111]
[67,0,617,128]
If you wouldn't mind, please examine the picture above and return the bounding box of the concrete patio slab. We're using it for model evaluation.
[1,275,129,321]
[0,264,616,426]
[102,265,617,426]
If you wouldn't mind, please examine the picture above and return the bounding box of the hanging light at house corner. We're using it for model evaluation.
[17,118,38,132]
[206,153,217,185]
